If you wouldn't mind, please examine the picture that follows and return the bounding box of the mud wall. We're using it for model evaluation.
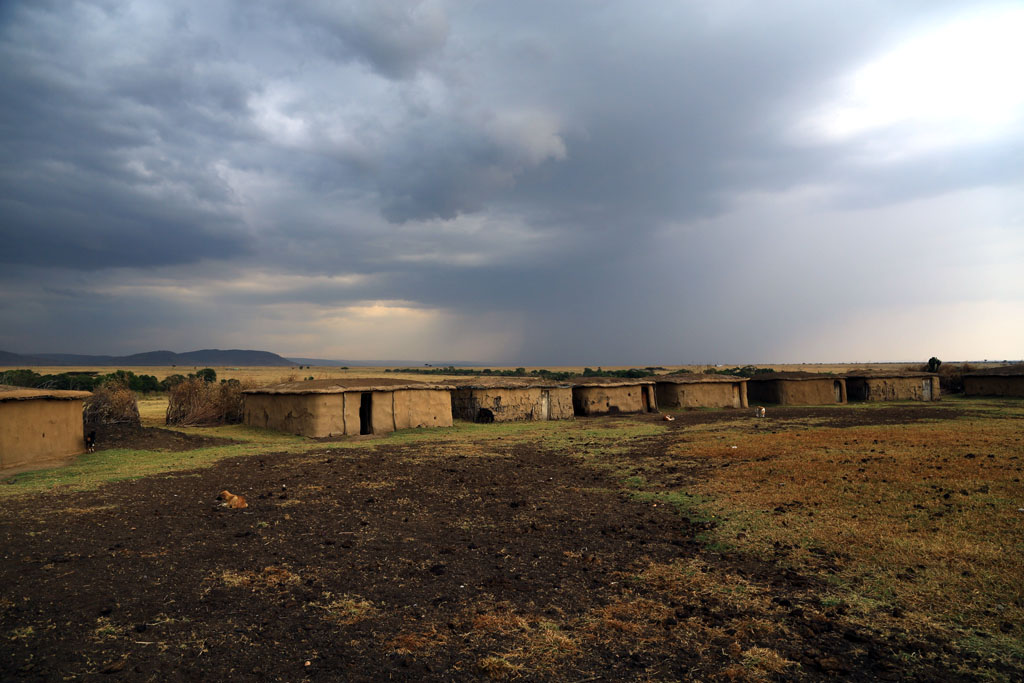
[847,377,939,401]
[748,379,846,405]
[451,387,574,422]
[572,385,653,416]
[655,382,748,409]
[0,399,85,472]
[349,389,453,434]
[964,376,1024,397]
[343,393,362,435]
[245,390,453,437]
[390,390,454,431]
[244,393,345,437]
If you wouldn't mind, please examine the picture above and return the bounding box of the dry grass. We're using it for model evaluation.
[218,565,303,591]
[3,361,1012,389]
[309,594,377,626]
[83,383,140,425]
[387,627,449,655]
[459,605,581,677]
[165,378,253,426]
[616,403,1024,666]
[679,421,1023,625]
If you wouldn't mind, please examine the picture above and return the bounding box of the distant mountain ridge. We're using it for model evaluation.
[0,349,293,367]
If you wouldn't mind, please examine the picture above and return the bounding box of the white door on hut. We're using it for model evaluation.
[922,379,932,401]
[540,390,550,420]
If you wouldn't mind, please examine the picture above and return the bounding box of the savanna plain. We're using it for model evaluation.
[1,367,1022,681]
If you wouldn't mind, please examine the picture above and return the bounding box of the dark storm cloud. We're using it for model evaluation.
[278,1,449,79]
[1,0,1021,361]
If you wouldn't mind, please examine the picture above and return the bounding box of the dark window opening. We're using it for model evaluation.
[359,392,373,434]
[476,408,495,423]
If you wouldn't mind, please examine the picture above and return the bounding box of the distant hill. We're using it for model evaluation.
[0,350,49,366]
[0,349,294,367]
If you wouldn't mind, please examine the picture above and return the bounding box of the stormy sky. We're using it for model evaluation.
[2,1,1022,365]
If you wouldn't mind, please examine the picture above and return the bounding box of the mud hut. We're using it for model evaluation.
[0,385,92,473]
[571,377,657,417]
[746,373,847,406]
[845,371,939,401]
[963,365,1024,397]
[242,378,454,438]
[654,375,749,409]
[451,377,574,423]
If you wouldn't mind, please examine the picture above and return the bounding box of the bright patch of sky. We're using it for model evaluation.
[803,5,1024,158]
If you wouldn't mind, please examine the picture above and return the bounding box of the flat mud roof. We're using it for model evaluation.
[450,377,571,389]
[964,364,1024,377]
[746,372,842,381]
[0,385,92,402]
[570,377,655,387]
[244,378,455,394]
[654,375,748,384]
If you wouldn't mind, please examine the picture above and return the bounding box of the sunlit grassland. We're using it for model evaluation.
[602,398,1024,670]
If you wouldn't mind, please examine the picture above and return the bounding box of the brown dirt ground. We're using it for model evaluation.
[1,404,1013,681]
[87,423,235,451]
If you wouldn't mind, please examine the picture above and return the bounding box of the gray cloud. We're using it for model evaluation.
[1,0,1021,362]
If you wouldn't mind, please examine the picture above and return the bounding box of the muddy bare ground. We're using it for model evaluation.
[86,423,235,451]
[0,405,1007,681]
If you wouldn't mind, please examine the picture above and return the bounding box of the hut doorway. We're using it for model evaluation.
[359,393,373,435]
[833,381,843,403]
[540,390,550,420]
[922,379,932,401]
[642,385,655,412]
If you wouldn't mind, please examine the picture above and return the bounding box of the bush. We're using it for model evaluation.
[160,374,187,391]
[94,369,160,393]
[703,365,773,378]
[1,369,100,391]
[195,368,217,383]
[937,362,972,395]
[166,377,250,426]
[83,382,141,426]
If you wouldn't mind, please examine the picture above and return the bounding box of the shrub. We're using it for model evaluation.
[160,374,187,391]
[926,357,942,373]
[90,369,160,393]
[166,377,250,426]
[194,368,217,383]
[1,369,99,391]
[937,362,972,395]
[83,382,141,426]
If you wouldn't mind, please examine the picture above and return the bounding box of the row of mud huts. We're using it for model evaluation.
[2,365,1022,472]
[240,369,956,438]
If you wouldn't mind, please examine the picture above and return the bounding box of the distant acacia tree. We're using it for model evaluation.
[195,368,217,383]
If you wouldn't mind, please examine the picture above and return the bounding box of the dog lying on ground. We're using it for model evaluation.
[219,490,248,509]
[84,430,96,452]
